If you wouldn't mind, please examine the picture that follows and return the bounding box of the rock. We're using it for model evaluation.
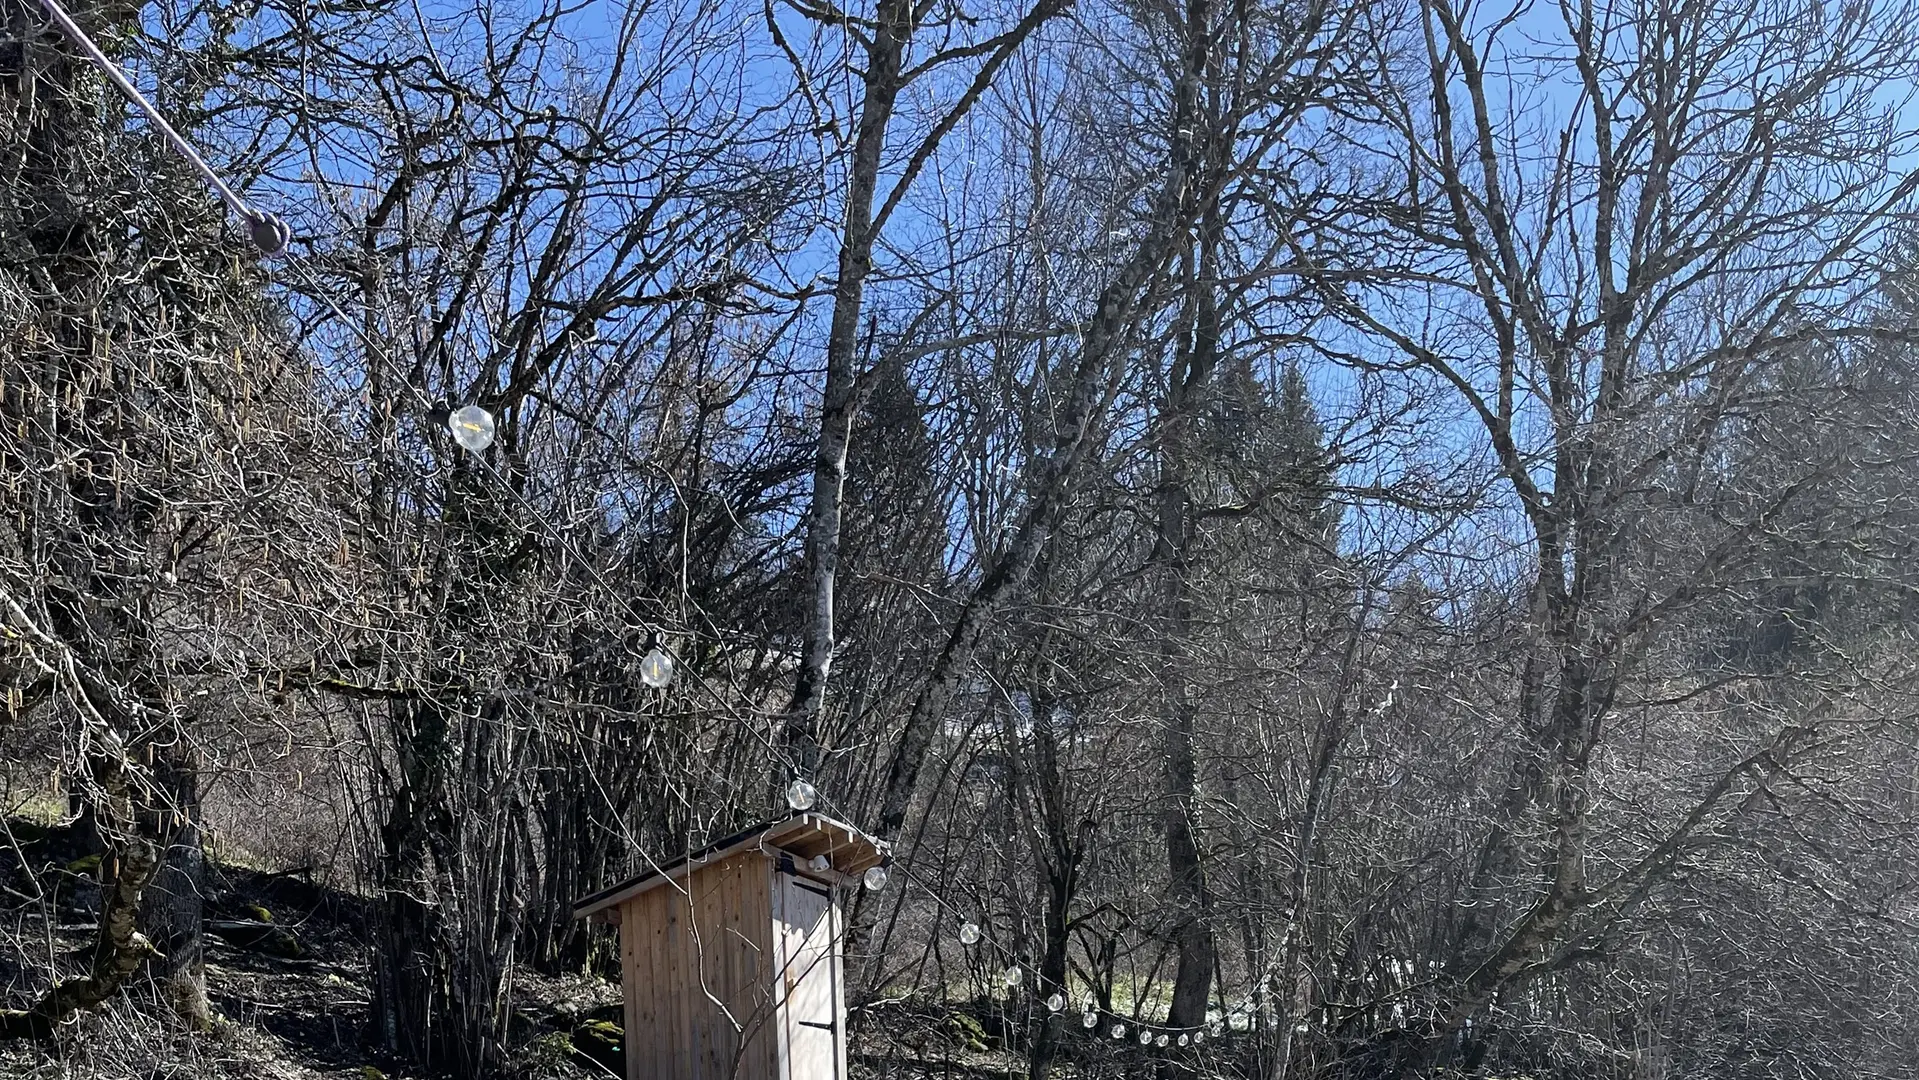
[943,1011,991,1052]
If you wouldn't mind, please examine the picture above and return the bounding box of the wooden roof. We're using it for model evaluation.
[572,812,889,921]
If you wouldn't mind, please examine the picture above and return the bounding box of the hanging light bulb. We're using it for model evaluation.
[862,865,888,891]
[1082,1011,1098,1029]
[639,644,674,688]
[785,779,817,811]
[958,922,981,946]
[1002,966,1022,989]
[1177,1034,1190,1047]
[1045,993,1064,1013]
[1193,1030,1206,1044]
[448,404,496,452]
[1138,1030,1153,1045]
[1110,1023,1126,1040]
[808,854,831,873]
[1155,1034,1169,1048]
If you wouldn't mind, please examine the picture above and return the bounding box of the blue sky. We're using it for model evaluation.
[115,0,1919,604]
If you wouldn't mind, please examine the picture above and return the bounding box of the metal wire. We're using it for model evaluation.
[19,0,1219,1050]
[33,0,289,254]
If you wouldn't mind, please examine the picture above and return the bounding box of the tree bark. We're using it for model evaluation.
[1017,676,1093,1080]
[369,696,463,1068]
[138,726,210,1030]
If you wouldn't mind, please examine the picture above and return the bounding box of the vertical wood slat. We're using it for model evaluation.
[622,896,640,1080]
[772,867,788,1080]
[696,865,720,1077]
[742,853,775,1080]
[830,896,847,1078]
[668,882,686,1078]
[623,888,665,1080]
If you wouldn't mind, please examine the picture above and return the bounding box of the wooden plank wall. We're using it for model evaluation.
[621,852,777,1080]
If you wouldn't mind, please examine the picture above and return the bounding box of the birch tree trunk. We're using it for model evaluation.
[783,0,917,770]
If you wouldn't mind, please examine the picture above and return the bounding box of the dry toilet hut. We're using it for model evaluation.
[574,813,889,1080]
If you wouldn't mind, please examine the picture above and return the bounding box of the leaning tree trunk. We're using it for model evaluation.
[782,0,916,772]
[0,753,158,1039]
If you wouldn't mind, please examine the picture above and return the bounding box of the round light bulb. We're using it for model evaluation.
[808,854,831,873]
[1110,1024,1125,1040]
[639,646,674,688]
[786,779,817,811]
[448,404,496,452]
[958,922,981,946]
[863,865,888,891]
[1193,1030,1205,1043]
[1138,1030,1153,1045]
[1003,966,1022,988]
[1082,1011,1098,1028]
[1155,1034,1169,1048]
[1178,1034,1189,1047]
[1045,993,1064,1013]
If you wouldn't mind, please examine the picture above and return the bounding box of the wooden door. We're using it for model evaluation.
[773,869,843,1080]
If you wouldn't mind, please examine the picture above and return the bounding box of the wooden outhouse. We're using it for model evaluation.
[574,813,888,1080]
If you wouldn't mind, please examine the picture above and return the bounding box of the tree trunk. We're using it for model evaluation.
[783,0,916,772]
[139,728,209,1029]
[1158,183,1224,1033]
[1027,865,1075,1080]
[1020,677,1092,1080]
[369,696,476,1070]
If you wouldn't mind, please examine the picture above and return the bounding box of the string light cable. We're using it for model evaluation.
[29,9,1226,1045]
[276,254,1191,1042]
[296,248,1226,1053]
[33,0,291,255]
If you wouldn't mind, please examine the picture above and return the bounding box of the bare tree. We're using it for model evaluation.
[1307,0,1919,1061]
